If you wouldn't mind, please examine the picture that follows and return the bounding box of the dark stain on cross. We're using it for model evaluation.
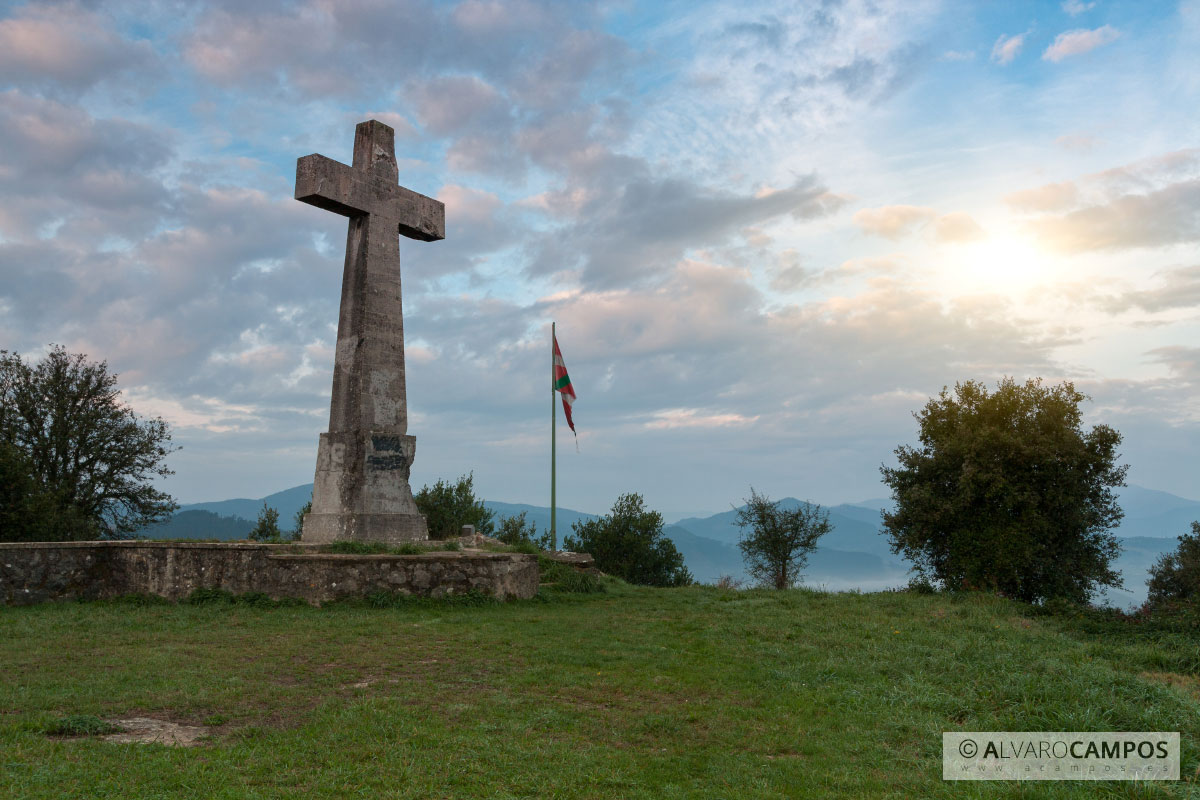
[295,120,443,544]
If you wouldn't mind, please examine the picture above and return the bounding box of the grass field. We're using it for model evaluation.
[2,582,1198,799]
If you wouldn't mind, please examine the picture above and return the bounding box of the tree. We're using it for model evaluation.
[0,346,178,541]
[0,439,57,541]
[1146,521,1200,606]
[495,511,551,550]
[734,488,831,589]
[564,493,692,587]
[249,502,283,542]
[880,377,1127,604]
[413,472,495,540]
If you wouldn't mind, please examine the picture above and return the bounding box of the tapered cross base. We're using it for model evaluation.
[302,431,428,543]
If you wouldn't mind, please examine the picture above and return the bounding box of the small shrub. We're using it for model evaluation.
[185,587,236,605]
[326,540,391,555]
[1147,521,1200,606]
[291,500,312,539]
[538,556,605,594]
[564,493,691,587]
[413,472,495,539]
[45,715,123,737]
[496,511,553,550]
[248,502,283,542]
[906,576,938,594]
[714,575,744,590]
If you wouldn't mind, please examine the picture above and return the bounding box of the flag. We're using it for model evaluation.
[553,334,576,433]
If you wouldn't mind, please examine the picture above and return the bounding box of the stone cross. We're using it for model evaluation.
[295,120,444,543]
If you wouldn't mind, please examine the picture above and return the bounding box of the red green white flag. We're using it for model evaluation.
[553,334,576,434]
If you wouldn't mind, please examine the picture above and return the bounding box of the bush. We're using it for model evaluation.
[881,377,1127,604]
[734,488,831,589]
[495,511,552,550]
[292,500,311,538]
[248,502,284,542]
[537,556,605,594]
[413,472,495,540]
[1147,521,1200,606]
[564,493,692,587]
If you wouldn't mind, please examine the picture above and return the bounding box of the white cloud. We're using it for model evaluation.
[1043,25,1120,62]
[853,205,936,238]
[1062,0,1096,17]
[991,32,1027,65]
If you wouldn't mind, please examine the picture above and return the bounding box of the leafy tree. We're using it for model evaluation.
[0,346,178,541]
[248,502,283,542]
[881,377,1127,604]
[413,472,495,540]
[564,493,692,587]
[495,511,552,551]
[734,488,831,589]
[1147,521,1200,606]
[0,439,57,541]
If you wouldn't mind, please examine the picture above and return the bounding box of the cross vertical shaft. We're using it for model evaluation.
[294,120,445,544]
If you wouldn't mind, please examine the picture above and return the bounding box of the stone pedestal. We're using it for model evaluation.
[302,431,428,543]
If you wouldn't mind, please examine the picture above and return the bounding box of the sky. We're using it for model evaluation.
[0,0,1197,517]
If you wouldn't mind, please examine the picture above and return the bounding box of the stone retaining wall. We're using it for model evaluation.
[0,541,539,605]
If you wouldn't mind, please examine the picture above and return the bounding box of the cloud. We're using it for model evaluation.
[1005,181,1080,212]
[0,90,171,242]
[1012,149,1200,252]
[1146,346,1200,384]
[1062,0,1096,15]
[932,212,985,243]
[409,75,507,136]
[1094,266,1200,314]
[991,32,1027,65]
[853,205,936,239]
[1043,25,1120,62]
[530,172,845,288]
[941,50,975,62]
[0,3,157,93]
[1029,180,1200,252]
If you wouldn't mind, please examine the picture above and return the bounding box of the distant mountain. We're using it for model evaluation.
[677,499,899,559]
[181,484,314,525]
[141,482,1197,607]
[1110,486,1200,539]
[139,510,253,540]
[483,501,598,538]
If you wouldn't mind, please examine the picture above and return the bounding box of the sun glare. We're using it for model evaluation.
[938,234,1056,297]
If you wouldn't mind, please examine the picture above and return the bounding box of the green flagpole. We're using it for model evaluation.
[551,321,557,552]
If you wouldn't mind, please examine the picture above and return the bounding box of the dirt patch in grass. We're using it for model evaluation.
[87,717,209,747]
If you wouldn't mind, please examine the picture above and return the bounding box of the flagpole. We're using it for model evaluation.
[551,321,557,552]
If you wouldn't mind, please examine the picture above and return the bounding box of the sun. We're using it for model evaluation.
[936,233,1057,297]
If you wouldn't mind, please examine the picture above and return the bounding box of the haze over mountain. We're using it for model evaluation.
[139,484,1199,608]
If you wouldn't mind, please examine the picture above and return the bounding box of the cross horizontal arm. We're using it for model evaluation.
[295,154,445,241]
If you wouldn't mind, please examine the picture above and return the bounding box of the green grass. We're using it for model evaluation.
[2,586,1198,799]
[43,715,124,737]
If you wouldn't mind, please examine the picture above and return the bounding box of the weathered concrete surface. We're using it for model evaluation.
[296,120,445,544]
[0,542,538,605]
